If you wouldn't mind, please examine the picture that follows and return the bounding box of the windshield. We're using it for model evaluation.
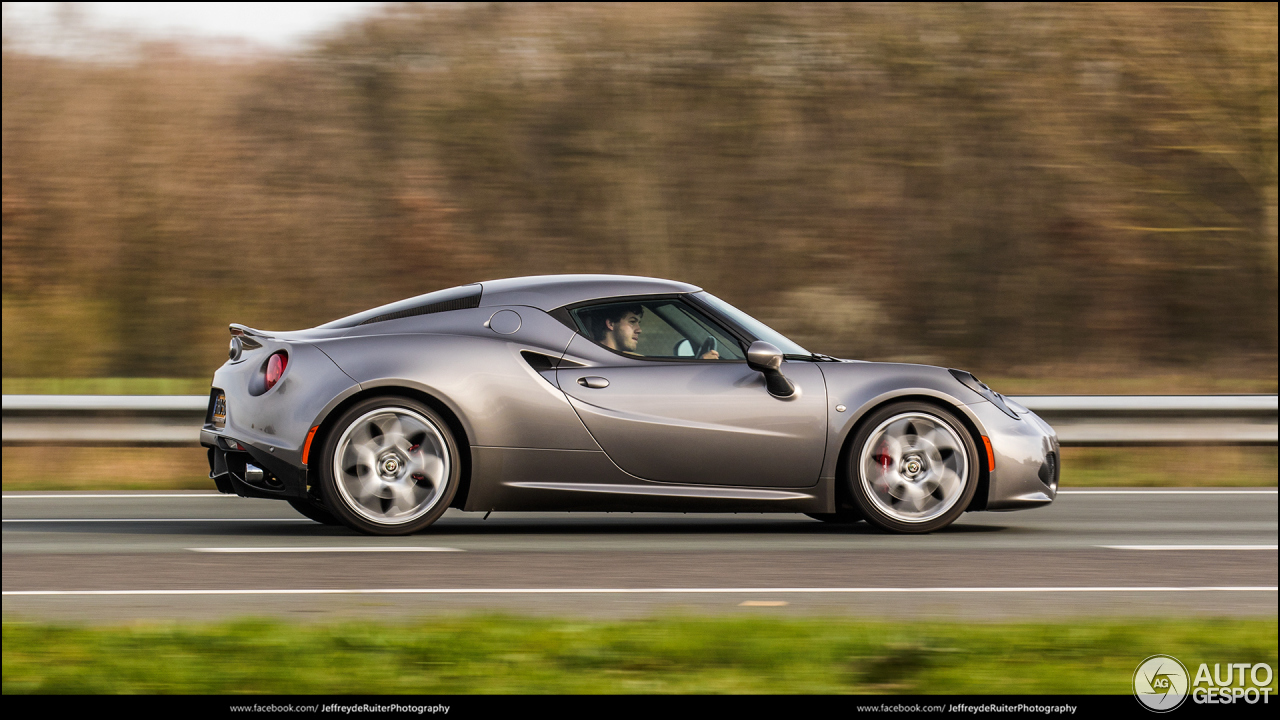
[695,292,810,356]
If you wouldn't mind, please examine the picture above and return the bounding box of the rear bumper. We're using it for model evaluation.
[201,428,309,500]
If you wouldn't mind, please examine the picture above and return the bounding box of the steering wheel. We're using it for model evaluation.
[695,336,717,358]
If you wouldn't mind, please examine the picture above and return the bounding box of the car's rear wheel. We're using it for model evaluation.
[320,396,460,535]
[847,402,978,534]
[286,497,342,526]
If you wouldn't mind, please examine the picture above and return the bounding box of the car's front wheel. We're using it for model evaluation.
[847,402,978,534]
[320,396,460,535]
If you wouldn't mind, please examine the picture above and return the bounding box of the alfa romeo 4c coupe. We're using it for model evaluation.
[202,275,1058,535]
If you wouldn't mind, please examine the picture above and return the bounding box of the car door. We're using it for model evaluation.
[555,298,826,488]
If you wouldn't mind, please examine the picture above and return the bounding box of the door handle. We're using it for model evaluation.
[577,376,610,389]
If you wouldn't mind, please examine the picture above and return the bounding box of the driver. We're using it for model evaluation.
[593,305,719,359]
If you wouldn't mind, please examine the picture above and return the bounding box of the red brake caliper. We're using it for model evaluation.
[408,444,425,480]
[873,443,892,491]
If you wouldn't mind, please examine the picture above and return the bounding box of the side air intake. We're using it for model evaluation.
[520,351,586,371]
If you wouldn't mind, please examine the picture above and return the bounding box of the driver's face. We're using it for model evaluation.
[606,312,642,352]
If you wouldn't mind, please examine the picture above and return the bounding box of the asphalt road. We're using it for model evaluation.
[3,489,1276,621]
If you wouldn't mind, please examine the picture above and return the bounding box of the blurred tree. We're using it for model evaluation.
[2,3,1275,381]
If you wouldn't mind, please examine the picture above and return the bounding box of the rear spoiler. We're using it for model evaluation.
[229,323,270,348]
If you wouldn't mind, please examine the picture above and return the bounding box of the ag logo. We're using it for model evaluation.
[1135,654,1190,712]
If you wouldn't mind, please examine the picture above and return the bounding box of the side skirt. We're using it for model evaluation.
[464,446,832,513]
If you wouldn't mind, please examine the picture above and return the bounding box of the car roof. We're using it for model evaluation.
[478,274,701,310]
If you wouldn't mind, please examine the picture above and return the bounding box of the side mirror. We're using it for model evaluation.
[747,341,795,398]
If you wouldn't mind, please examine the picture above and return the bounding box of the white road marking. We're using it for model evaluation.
[2,493,232,499]
[2,518,310,523]
[188,547,463,553]
[4,586,1276,597]
[1059,489,1277,495]
[1100,545,1277,551]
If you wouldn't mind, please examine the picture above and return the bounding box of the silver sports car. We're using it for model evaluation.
[202,275,1058,535]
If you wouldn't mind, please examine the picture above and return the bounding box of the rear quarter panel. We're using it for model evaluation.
[212,341,360,469]
[311,306,599,451]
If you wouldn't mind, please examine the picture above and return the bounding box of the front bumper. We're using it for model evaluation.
[967,401,1060,511]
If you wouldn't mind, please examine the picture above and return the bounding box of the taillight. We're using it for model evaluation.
[265,351,288,392]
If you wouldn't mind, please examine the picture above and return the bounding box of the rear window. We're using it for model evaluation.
[318,284,482,329]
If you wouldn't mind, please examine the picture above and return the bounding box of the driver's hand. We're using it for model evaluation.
[699,350,720,360]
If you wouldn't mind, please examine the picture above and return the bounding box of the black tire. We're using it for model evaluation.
[286,497,342,526]
[805,509,864,524]
[846,401,978,534]
[319,396,461,536]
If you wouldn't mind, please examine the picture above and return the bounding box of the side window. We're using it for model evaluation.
[569,299,746,361]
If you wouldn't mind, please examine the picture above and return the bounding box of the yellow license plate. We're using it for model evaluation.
[212,393,226,429]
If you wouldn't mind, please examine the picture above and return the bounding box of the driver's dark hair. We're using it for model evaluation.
[586,303,644,342]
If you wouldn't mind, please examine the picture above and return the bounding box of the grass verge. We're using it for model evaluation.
[3,446,1275,491]
[1058,446,1277,487]
[3,616,1276,694]
[1,378,211,395]
[2,447,213,491]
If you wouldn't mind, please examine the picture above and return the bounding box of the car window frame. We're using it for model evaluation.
[550,293,754,364]
[682,293,816,361]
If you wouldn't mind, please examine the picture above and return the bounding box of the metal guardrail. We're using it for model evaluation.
[3,394,1276,447]
[1017,395,1277,445]
[1,395,209,412]
[3,394,209,446]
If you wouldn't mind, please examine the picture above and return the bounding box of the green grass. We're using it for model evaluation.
[4,446,1274,491]
[1,447,213,491]
[1,378,210,395]
[3,616,1276,694]
[1059,447,1277,487]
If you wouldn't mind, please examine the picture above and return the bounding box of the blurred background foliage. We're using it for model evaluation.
[3,3,1276,385]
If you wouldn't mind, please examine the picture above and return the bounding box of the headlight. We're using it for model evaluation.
[949,369,1019,419]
